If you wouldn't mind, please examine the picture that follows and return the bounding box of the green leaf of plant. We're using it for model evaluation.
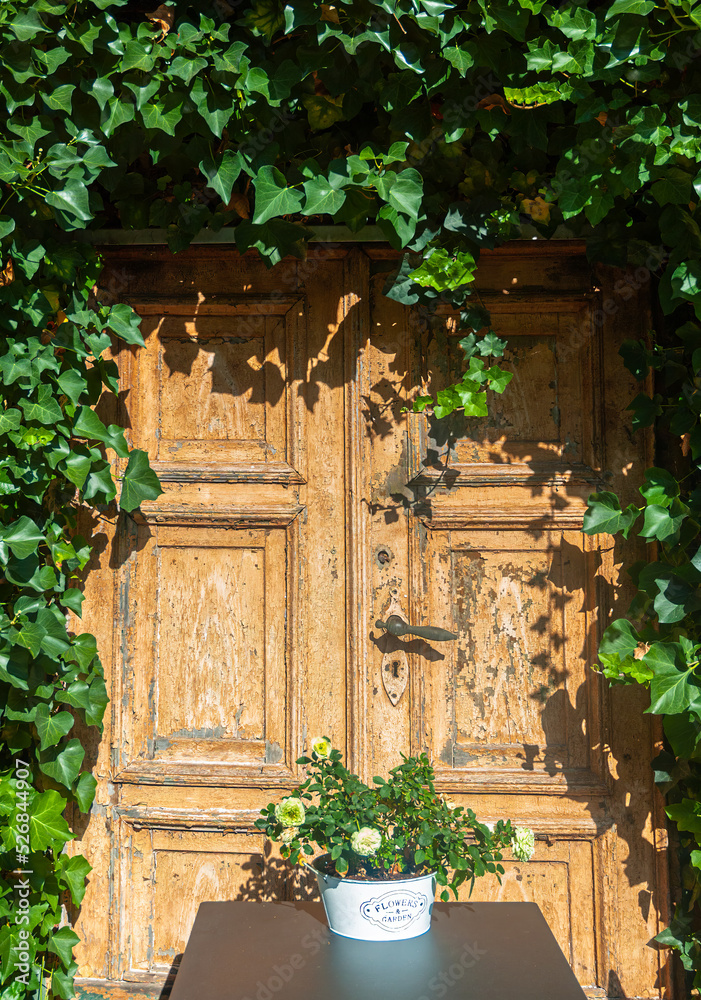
[639,504,686,542]
[105,303,145,347]
[484,365,513,394]
[59,589,85,616]
[199,149,242,204]
[45,179,92,223]
[119,449,163,512]
[386,168,424,220]
[43,84,75,114]
[10,7,50,40]
[72,772,97,814]
[627,393,663,430]
[604,0,655,17]
[40,739,85,789]
[17,621,46,658]
[303,177,346,216]
[29,789,74,852]
[582,492,640,537]
[57,853,92,906]
[647,648,701,715]
[301,95,346,131]
[1,517,44,559]
[34,705,74,750]
[478,331,507,356]
[83,460,117,503]
[47,926,81,969]
[599,619,639,658]
[252,166,304,225]
[664,713,701,758]
[19,385,63,425]
[60,450,92,490]
[666,800,701,835]
[0,408,21,433]
[57,369,87,405]
[640,467,679,507]
[654,575,701,624]
[73,406,129,456]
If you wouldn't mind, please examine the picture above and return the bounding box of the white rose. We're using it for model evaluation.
[275,797,306,827]
[280,827,299,845]
[512,826,535,862]
[310,736,332,758]
[350,827,382,856]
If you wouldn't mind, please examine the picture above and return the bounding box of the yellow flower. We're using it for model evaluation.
[310,736,332,758]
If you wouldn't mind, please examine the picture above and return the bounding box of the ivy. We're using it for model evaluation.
[2,0,701,993]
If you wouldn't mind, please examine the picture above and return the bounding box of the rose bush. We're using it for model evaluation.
[256,742,534,901]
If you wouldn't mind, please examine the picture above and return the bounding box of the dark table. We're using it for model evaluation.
[169,901,586,1000]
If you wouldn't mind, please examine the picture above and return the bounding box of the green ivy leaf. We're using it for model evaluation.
[39,739,85,789]
[664,713,701,758]
[19,385,63,425]
[252,166,304,225]
[478,331,507,356]
[45,179,93,224]
[640,468,679,507]
[72,772,97,814]
[59,589,85,616]
[61,450,92,490]
[199,150,242,204]
[105,303,145,347]
[410,248,476,291]
[582,492,640,537]
[1,517,44,559]
[599,619,639,659]
[484,365,513,394]
[628,393,663,430]
[243,0,284,39]
[119,449,163,512]
[386,169,424,220]
[57,854,92,906]
[29,789,74,852]
[639,504,686,542]
[301,95,346,131]
[34,705,75,750]
[83,460,117,503]
[604,0,655,17]
[57,369,87,405]
[303,176,346,216]
[47,926,81,969]
[73,406,129,456]
[654,575,701,624]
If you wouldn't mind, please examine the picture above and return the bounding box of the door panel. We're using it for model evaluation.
[73,243,669,997]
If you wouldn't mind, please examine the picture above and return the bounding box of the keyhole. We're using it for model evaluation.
[377,548,391,565]
[392,660,400,677]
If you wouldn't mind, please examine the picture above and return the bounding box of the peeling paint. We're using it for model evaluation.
[439,739,453,766]
[265,740,284,764]
[453,747,479,767]
[168,726,227,739]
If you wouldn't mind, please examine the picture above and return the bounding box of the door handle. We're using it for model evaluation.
[375,616,457,642]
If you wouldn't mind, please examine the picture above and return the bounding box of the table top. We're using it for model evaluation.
[169,901,586,1000]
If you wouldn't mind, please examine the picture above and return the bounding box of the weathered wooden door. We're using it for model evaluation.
[75,240,670,998]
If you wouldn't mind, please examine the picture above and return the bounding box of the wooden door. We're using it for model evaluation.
[74,241,671,999]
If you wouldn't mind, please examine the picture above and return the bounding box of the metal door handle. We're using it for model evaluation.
[375,616,457,641]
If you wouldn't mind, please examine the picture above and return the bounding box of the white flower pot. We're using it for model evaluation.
[313,855,436,941]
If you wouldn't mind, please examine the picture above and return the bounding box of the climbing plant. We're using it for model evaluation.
[2,0,701,994]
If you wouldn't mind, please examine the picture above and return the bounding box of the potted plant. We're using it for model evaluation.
[255,739,535,941]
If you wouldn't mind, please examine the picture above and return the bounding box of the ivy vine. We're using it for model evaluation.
[2,0,701,994]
